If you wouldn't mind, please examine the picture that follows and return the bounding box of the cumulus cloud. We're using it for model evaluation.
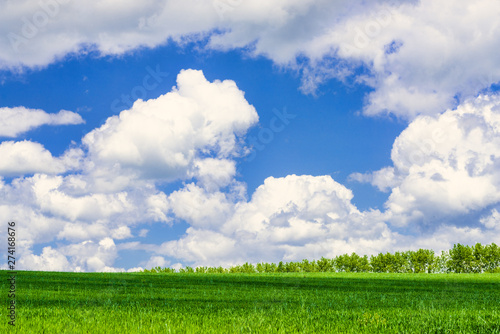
[189,158,237,191]
[168,183,235,229]
[32,174,134,222]
[0,173,163,246]
[0,158,158,271]
[0,0,217,68]
[0,141,83,176]
[159,228,239,266]
[349,167,401,193]
[0,107,84,137]
[160,126,500,266]
[480,209,500,230]
[159,172,500,267]
[353,94,500,227]
[0,69,260,271]
[2,0,500,118]
[20,246,71,272]
[0,184,69,247]
[2,49,497,271]
[0,0,393,68]
[82,69,258,185]
[143,255,169,269]
[159,175,395,267]
[210,0,500,118]
[59,238,122,272]
[18,237,125,272]
[400,224,500,253]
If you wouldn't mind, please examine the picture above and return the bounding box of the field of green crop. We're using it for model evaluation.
[1,271,499,333]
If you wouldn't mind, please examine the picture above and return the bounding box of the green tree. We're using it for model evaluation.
[432,251,450,273]
[408,249,435,273]
[335,253,369,272]
[229,265,242,273]
[195,266,207,273]
[370,253,388,273]
[388,252,409,273]
[316,257,334,272]
[263,262,277,273]
[472,243,485,273]
[179,266,194,273]
[285,261,300,273]
[241,262,256,273]
[483,243,500,273]
[448,244,474,273]
[277,261,285,273]
[357,255,370,272]
[333,254,349,272]
[300,259,316,272]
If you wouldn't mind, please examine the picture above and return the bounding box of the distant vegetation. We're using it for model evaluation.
[144,242,500,274]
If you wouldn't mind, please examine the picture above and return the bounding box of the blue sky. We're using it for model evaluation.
[1,0,500,272]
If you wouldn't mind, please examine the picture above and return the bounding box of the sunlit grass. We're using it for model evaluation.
[1,271,499,333]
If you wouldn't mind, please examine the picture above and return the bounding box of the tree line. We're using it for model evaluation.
[143,243,500,274]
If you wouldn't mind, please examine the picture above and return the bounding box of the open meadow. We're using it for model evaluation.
[1,270,499,333]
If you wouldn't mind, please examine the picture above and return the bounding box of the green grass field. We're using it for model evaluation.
[1,271,499,333]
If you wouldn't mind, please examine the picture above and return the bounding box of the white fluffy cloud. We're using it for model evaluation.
[0,141,82,176]
[0,69,260,271]
[0,174,165,250]
[354,94,500,226]
[0,107,84,137]
[190,158,237,191]
[159,171,500,267]
[326,0,500,117]
[20,246,71,272]
[0,0,218,68]
[18,237,124,272]
[401,224,500,253]
[159,174,395,267]
[59,238,122,272]
[0,154,152,272]
[143,256,168,269]
[158,228,240,266]
[2,0,500,118]
[32,174,133,222]
[480,209,500,230]
[168,183,235,229]
[2,51,498,271]
[0,0,392,68]
[83,69,258,185]
[211,0,500,117]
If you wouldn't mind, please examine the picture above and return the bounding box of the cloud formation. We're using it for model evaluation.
[2,67,499,272]
[0,141,82,176]
[83,69,258,186]
[2,0,500,118]
[0,69,259,271]
[0,107,84,137]
[353,94,500,227]
[159,174,395,267]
